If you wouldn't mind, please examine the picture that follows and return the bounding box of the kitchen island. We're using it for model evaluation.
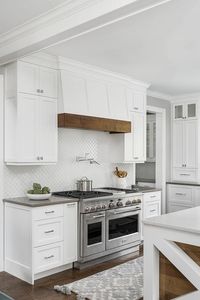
[143,207,200,300]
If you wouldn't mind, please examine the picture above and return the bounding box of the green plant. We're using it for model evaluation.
[27,183,51,195]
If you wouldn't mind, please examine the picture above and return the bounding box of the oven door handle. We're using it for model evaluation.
[111,207,141,215]
[92,215,105,219]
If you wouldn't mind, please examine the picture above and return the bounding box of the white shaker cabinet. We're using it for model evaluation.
[17,61,57,99]
[124,111,146,162]
[127,89,146,113]
[172,119,197,182]
[4,202,78,284]
[4,60,58,165]
[173,102,197,120]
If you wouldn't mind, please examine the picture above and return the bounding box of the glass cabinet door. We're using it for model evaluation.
[187,103,197,119]
[174,104,184,120]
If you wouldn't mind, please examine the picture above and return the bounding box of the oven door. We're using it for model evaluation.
[106,207,141,250]
[81,211,105,257]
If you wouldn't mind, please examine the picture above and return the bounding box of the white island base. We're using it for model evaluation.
[143,207,200,300]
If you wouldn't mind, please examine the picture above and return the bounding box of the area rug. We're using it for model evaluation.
[54,257,143,300]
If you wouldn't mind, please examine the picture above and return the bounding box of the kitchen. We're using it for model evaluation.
[0,0,199,300]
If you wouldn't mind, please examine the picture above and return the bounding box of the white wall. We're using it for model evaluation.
[0,75,4,271]
[3,129,134,198]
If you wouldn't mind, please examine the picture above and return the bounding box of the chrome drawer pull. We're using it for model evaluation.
[134,107,139,110]
[44,255,54,260]
[150,209,156,213]
[175,193,186,196]
[44,230,54,234]
[67,203,76,207]
[45,210,55,214]
[150,195,156,198]
[180,174,190,176]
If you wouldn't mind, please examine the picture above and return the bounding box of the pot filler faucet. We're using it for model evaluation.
[76,153,100,165]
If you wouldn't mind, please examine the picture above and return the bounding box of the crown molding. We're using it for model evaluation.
[0,0,174,65]
[170,92,200,102]
[147,90,172,101]
[58,56,150,89]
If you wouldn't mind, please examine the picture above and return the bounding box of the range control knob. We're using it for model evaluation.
[132,199,137,204]
[102,204,107,210]
[85,207,90,213]
[117,200,123,207]
[109,201,115,209]
[125,200,132,206]
[136,199,141,204]
[96,205,102,211]
[90,206,96,212]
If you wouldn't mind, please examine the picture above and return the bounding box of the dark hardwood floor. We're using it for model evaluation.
[0,250,142,300]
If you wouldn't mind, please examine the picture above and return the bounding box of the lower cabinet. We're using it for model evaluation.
[141,191,161,239]
[167,184,200,213]
[4,202,77,284]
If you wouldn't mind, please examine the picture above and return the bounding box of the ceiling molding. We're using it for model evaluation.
[0,0,174,65]
[147,90,172,101]
[170,92,200,102]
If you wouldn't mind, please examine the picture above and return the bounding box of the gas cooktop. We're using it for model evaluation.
[98,187,140,194]
[53,190,113,199]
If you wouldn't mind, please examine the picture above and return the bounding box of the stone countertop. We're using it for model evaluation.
[166,181,200,187]
[3,196,79,207]
[143,206,200,235]
[140,188,161,193]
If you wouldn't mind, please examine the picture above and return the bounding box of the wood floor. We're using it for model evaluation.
[0,250,142,300]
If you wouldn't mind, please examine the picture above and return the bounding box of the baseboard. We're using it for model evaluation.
[34,263,72,281]
[5,258,32,284]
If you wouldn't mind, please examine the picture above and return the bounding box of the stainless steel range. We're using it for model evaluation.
[53,187,142,267]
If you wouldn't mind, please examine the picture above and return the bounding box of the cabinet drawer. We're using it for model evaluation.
[33,218,63,247]
[32,205,64,221]
[169,186,193,205]
[143,191,161,202]
[172,168,197,182]
[144,201,160,219]
[34,242,63,273]
[167,203,192,213]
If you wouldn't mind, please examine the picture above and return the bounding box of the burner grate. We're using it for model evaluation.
[53,190,113,199]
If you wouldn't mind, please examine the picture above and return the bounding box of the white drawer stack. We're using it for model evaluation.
[33,205,64,273]
[4,201,78,284]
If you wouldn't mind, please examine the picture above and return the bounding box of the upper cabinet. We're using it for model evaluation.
[173,102,197,120]
[17,61,58,99]
[4,58,58,165]
[127,89,146,113]
[172,100,199,182]
[107,83,128,120]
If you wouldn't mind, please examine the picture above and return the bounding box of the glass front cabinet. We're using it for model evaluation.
[173,102,197,120]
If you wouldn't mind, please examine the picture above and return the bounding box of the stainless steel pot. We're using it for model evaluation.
[77,177,93,192]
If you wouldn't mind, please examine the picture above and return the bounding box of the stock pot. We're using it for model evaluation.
[77,177,93,191]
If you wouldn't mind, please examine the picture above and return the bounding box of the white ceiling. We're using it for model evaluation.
[0,0,68,35]
[46,0,200,96]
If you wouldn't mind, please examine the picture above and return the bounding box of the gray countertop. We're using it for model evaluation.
[3,196,79,207]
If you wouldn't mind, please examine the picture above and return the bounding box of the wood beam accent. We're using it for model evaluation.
[58,113,131,133]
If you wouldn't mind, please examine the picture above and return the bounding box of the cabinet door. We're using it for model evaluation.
[172,121,184,168]
[17,94,38,162]
[107,84,128,120]
[39,67,57,99]
[86,79,109,118]
[173,104,185,120]
[38,97,57,163]
[60,70,88,115]
[18,62,39,95]
[63,203,77,264]
[185,120,197,168]
[127,89,146,113]
[186,103,197,120]
[132,112,146,161]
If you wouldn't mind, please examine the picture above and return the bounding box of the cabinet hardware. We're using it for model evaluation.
[37,89,40,93]
[180,174,190,176]
[45,210,55,214]
[150,209,156,213]
[44,255,54,260]
[40,156,44,160]
[150,195,156,198]
[41,89,44,93]
[175,193,186,196]
[37,156,40,160]
[67,203,76,207]
[134,157,139,159]
[92,215,104,219]
[44,230,54,234]
[133,107,139,110]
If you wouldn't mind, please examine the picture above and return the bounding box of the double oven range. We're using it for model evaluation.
[53,187,142,267]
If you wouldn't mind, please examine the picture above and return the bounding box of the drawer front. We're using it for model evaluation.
[32,205,64,221]
[34,242,63,273]
[33,218,63,247]
[168,203,192,213]
[172,168,197,182]
[144,201,160,219]
[168,186,193,205]
[143,191,161,202]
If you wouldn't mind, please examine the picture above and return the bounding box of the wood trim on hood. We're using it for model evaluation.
[58,113,131,133]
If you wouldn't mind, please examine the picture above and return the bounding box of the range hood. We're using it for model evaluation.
[58,113,131,133]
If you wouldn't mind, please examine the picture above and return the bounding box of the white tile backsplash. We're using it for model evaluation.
[4,129,134,198]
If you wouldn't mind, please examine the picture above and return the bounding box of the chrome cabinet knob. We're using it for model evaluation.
[125,200,132,206]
